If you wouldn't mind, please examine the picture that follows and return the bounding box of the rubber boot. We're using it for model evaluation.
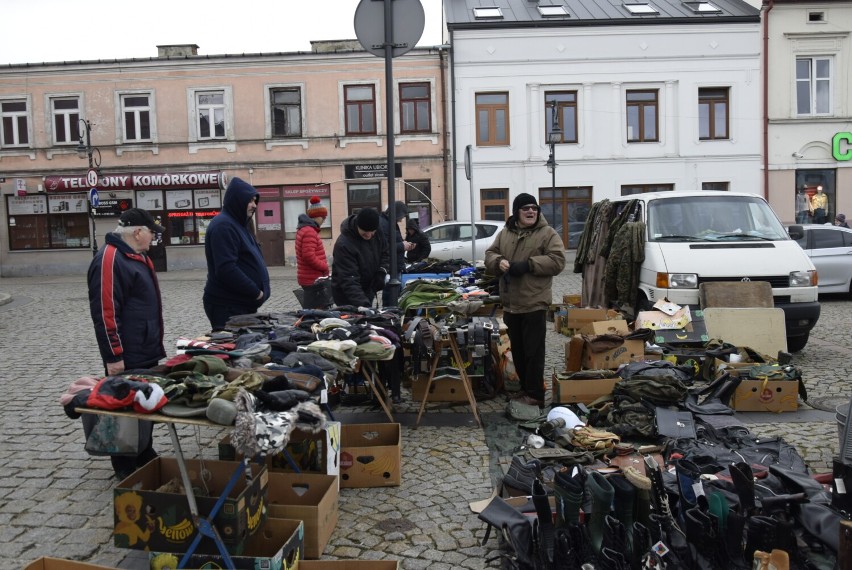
[674,458,703,515]
[730,461,757,515]
[648,513,690,567]
[623,466,652,530]
[601,514,628,558]
[554,469,584,528]
[745,515,777,562]
[532,478,555,567]
[567,521,596,569]
[609,474,636,557]
[599,547,630,570]
[684,506,724,569]
[631,522,651,570]
[724,508,748,568]
[585,470,615,555]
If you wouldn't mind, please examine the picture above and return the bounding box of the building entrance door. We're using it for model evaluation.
[256,197,285,266]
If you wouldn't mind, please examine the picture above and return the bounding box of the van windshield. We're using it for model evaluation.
[647,195,789,242]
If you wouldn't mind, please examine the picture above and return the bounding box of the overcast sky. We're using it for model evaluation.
[1,0,445,65]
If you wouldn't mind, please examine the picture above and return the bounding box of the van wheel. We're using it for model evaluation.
[786,334,809,353]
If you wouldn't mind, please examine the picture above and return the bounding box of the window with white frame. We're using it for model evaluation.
[1,99,29,147]
[796,56,832,116]
[51,97,81,145]
[120,93,152,142]
[196,91,226,140]
[271,87,302,138]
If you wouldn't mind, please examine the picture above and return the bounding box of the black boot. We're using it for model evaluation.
[599,546,630,570]
[609,474,636,557]
[503,456,542,496]
[744,515,777,562]
[554,469,584,528]
[674,458,702,515]
[567,521,597,568]
[586,470,615,555]
[631,522,651,570]
[601,514,628,557]
[684,506,724,569]
[532,478,555,567]
[730,461,757,515]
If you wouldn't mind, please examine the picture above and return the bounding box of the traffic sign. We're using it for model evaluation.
[88,188,100,208]
[86,168,99,188]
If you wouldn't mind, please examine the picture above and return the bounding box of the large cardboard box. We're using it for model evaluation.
[340,423,402,488]
[266,472,339,559]
[580,319,629,335]
[651,309,709,346]
[220,422,341,484]
[565,335,644,371]
[148,518,304,570]
[23,559,114,570]
[552,372,620,404]
[114,457,268,553]
[298,562,400,570]
[731,378,799,412]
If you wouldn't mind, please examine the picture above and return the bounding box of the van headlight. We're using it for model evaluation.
[789,270,817,287]
[656,272,698,289]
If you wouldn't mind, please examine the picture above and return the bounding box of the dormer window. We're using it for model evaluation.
[539,5,569,17]
[473,6,503,19]
[684,2,721,13]
[624,3,659,15]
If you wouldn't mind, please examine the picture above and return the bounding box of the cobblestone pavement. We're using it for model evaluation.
[0,258,849,568]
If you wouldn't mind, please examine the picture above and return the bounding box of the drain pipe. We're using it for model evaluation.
[763,0,774,200]
[449,28,458,219]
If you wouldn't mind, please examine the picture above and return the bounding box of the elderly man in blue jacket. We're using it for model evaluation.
[203,177,271,330]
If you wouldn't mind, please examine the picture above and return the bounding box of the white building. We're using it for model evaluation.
[445,0,763,245]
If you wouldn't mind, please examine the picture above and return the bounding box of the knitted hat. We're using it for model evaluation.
[837,213,846,223]
[512,193,538,215]
[356,208,380,231]
[306,196,328,219]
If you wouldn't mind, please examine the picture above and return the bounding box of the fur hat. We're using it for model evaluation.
[306,196,328,219]
[512,193,539,216]
[356,208,380,232]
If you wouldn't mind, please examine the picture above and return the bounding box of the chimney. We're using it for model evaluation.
[157,44,200,58]
[310,40,364,53]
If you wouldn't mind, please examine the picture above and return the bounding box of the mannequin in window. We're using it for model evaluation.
[810,186,829,224]
[795,188,811,224]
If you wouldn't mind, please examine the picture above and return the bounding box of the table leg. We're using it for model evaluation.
[362,360,395,422]
[415,350,442,427]
[447,336,482,427]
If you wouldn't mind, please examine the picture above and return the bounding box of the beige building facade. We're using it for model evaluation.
[0,42,450,276]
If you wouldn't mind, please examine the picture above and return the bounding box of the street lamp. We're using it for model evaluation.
[77,119,102,256]
[546,100,562,193]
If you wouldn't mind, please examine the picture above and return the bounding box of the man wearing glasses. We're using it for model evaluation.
[485,193,566,407]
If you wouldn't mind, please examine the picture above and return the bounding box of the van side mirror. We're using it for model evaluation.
[787,225,804,240]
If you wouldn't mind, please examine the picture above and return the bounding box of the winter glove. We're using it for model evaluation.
[508,261,531,276]
[373,269,387,292]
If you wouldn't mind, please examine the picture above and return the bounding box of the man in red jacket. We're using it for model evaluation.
[296,196,331,308]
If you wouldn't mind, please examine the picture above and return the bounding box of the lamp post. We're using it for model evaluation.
[546,100,562,194]
[77,119,102,256]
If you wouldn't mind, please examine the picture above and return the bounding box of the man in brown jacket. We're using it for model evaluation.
[485,193,566,406]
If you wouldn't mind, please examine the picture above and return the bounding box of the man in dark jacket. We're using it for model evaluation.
[331,208,389,308]
[379,201,411,308]
[87,207,167,478]
[203,177,271,330]
[405,218,431,263]
[485,193,566,407]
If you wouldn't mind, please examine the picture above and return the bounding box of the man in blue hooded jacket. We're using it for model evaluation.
[203,177,271,330]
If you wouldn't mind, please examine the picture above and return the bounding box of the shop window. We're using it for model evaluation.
[545,91,578,144]
[283,196,331,240]
[51,97,81,145]
[344,84,377,136]
[475,92,509,146]
[347,183,381,216]
[270,87,302,138]
[6,194,90,250]
[404,179,432,227]
[626,90,659,142]
[162,189,222,245]
[481,188,508,221]
[1,99,30,148]
[120,93,152,142]
[400,82,431,133]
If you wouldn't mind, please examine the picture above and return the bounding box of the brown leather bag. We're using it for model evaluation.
[285,372,322,393]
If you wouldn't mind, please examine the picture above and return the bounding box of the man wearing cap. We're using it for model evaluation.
[331,207,389,309]
[296,196,330,308]
[203,177,271,330]
[485,193,566,407]
[87,207,167,478]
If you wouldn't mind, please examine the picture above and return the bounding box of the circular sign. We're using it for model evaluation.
[354,0,425,58]
[86,168,99,188]
[88,188,100,208]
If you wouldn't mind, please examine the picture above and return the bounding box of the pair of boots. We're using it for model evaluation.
[683,371,742,415]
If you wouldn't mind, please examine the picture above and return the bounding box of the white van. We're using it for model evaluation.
[602,191,820,352]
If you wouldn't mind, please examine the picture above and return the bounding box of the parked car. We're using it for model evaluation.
[421,220,505,262]
[793,223,852,295]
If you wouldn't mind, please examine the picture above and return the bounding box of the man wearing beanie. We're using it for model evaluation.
[485,192,566,406]
[296,196,330,308]
[331,207,389,309]
[203,177,271,330]
[379,200,413,308]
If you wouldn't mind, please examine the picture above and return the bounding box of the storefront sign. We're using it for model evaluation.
[281,184,331,198]
[92,199,133,217]
[42,170,227,192]
[833,132,852,161]
[344,163,402,180]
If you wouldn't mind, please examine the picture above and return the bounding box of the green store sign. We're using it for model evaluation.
[834,132,852,161]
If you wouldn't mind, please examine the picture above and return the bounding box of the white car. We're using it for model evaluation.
[793,224,852,295]
[422,220,505,262]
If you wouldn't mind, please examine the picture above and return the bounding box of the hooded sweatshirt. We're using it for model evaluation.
[203,177,271,307]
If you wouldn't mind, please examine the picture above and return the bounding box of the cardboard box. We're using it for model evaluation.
[581,319,629,335]
[411,374,477,402]
[552,372,620,404]
[23,559,114,570]
[114,457,268,552]
[651,309,708,346]
[637,305,692,330]
[731,378,799,412]
[298,562,400,569]
[340,423,402,488]
[220,422,341,483]
[266,473,339,559]
[563,294,582,305]
[565,335,644,371]
[148,517,304,570]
